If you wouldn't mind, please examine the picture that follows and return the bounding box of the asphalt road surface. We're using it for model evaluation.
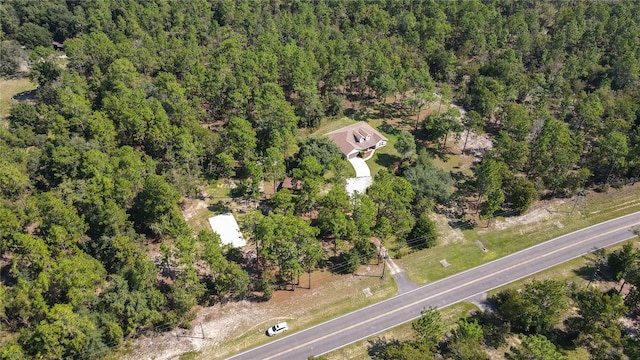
[228,212,640,360]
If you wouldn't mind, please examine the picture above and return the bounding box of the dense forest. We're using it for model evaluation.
[1,0,640,359]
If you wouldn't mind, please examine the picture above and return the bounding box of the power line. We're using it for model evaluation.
[44,203,571,359]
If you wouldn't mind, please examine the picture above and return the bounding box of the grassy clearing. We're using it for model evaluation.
[366,119,402,177]
[312,117,357,136]
[433,152,475,177]
[0,77,36,119]
[178,351,200,360]
[398,183,640,285]
[182,181,234,233]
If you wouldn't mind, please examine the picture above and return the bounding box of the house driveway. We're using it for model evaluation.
[348,157,371,177]
[346,177,373,196]
[346,158,372,196]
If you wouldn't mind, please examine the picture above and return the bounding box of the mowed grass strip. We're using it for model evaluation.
[323,240,637,360]
[366,119,402,177]
[312,116,357,136]
[398,183,640,285]
[486,242,631,298]
[206,268,397,360]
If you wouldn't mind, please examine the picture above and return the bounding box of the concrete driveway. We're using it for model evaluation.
[348,157,371,177]
[346,157,372,196]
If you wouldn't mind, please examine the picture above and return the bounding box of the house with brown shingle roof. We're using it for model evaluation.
[326,122,387,160]
[278,177,302,191]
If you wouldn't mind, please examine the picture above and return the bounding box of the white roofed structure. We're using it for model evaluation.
[207,213,247,248]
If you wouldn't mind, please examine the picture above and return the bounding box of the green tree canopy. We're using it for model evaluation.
[254,212,321,286]
[394,130,417,159]
[406,213,438,250]
[412,307,444,353]
[607,243,639,282]
[129,174,188,239]
[403,150,453,204]
[568,287,628,359]
[528,115,582,193]
[0,40,25,77]
[507,334,568,360]
[368,169,415,236]
[15,22,52,49]
[505,177,537,215]
[28,304,98,358]
[446,319,489,360]
[296,136,344,167]
[494,280,568,334]
[4,1,640,358]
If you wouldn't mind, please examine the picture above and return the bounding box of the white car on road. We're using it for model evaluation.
[267,322,288,336]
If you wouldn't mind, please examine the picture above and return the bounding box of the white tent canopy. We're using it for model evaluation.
[207,213,247,248]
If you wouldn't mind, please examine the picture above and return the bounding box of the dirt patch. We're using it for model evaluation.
[621,315,640,340]
[432,212,465,246]
[487,198,568,233]
[120,297,281,360]
[0,77,37,118]
[450,129,493,157]
[121,265,393,360]
[181,197,209,221]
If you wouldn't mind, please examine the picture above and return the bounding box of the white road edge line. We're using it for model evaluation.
[264,224,640,359]
[315,232,639,357]
[226,211,640,359]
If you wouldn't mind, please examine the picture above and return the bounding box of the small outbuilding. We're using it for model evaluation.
[207,213,247,248]
[278,177,303,191]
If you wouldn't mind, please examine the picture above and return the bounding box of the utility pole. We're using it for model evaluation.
[587,255,605,288]
[308,263,312,289]
[381,251,387,279]
[605,153,619,184]
[570,188,584,215]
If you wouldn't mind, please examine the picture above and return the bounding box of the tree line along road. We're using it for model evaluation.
[227,211,640,360]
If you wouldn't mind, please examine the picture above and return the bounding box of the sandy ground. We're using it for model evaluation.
[431,212,465,246]
[345,157,373,196]
[121,265,391,360]
[121,300,270,360]
[345,176,373,196]
[450,128,493,157]
[182,197,208,221]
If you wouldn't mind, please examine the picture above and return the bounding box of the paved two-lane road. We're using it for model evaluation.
[228,212,640,360]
